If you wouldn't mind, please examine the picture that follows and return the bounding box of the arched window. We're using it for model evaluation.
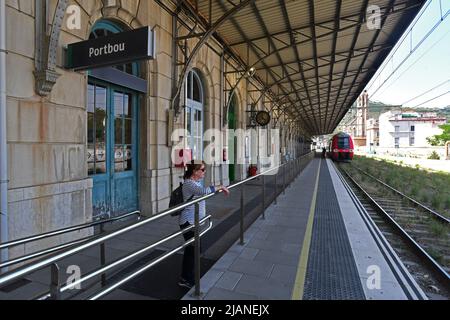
[186,70,204,160]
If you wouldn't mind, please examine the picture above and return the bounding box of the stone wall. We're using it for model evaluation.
[5,0,93,260]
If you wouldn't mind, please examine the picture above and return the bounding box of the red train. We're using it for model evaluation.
[328,132,354,161]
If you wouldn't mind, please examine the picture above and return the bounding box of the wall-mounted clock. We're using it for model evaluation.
[255,111,271,126]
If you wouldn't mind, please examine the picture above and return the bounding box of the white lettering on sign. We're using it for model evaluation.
[88,43,126,58]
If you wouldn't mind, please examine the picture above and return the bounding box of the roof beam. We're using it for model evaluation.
[217,2,315,133]
[308,0,323,131]
[250,1,316,131]
[331,0,398,132]
[228,0,422,47]
[278,0,319,133]
[170,0,254,117]
[324,0,342,134]
[262,43,391,70]
[325,0,370,133]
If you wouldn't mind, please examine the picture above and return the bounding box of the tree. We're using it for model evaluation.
[427,123,450,146]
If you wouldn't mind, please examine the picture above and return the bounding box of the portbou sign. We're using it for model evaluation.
[66,26,156,71]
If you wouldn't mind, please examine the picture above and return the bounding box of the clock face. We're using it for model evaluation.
[255,111,271,126]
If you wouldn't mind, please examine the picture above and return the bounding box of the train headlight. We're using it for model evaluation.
[349,149,354,153]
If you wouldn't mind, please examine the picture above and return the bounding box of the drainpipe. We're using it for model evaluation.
[0,0,9,266]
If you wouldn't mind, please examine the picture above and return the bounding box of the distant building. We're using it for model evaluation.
[354,90,369,146]
[338,113,357,137]
[379,110,446,148]
[366,118,379,148]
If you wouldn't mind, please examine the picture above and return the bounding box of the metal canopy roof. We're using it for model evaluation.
[181,0,426,136]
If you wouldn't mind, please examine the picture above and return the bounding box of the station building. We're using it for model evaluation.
[2,0,308,259]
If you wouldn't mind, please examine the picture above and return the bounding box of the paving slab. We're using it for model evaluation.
[182,159,318,300]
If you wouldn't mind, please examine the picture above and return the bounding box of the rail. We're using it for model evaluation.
[0,211,141,269]
[333,162,428,300]
[337,164,450,287]
[350,164,449,224]
[0,152,314,300]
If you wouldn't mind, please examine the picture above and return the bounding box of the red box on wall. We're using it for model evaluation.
[174,149,193,168]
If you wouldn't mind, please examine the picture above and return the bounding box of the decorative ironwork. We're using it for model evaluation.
[34,0,69,96]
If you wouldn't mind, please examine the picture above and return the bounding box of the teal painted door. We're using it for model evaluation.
[228,96,237,183]
[87,81,139,218]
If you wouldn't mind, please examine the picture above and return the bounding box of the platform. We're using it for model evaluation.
[183,158,426,300]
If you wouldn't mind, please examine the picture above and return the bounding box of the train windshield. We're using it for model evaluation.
[338,137,350,149]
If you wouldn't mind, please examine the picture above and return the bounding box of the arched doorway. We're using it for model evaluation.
[228,94,238,182]
[186,70,204,161]
[87,20,141,219]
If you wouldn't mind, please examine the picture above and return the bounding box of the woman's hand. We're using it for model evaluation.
[217,185,230,196]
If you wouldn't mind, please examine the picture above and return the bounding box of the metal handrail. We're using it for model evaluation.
[227,151,313,190]
[0,152,314,298]
[0,211,141,269]
[35,216,212,301]
[89,153,314,300]
[89,218,213,300]
[0,211,140,250]
[0,236,94,269]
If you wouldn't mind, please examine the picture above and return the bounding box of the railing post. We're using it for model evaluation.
[274,170,278,205]
[261,174,266,220]
[240,184,245,245]
[289,162,291,184]
[49,263,61,300]
[100,224,106,287]
[290,161,293,183]
[194,203,201,297]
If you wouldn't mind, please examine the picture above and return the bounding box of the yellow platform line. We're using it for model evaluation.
[291,159,321,300]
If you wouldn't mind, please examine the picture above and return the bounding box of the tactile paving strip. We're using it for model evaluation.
[303,161,365,300]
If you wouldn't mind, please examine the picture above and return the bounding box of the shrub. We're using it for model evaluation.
[410,184,420,198]
[431,194,443,210]
[420,192,429,203]
[428,151,440,160]
[445,197,450,210]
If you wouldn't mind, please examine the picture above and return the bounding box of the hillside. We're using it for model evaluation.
[408,106,450,120]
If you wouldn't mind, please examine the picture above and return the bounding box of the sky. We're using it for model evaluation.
[364,0,450,109]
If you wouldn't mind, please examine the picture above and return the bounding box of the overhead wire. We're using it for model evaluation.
[365,0,433,92]
[366,0,449,98]
[409,91,450,108]
[372,26,450,100]
[401,79,449,106]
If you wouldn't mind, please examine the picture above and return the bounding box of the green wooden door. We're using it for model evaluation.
[228,95,237,182]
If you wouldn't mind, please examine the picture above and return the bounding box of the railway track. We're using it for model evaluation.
[335,162,450,300]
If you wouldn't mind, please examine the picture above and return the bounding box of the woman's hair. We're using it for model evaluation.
[184,160,206,179]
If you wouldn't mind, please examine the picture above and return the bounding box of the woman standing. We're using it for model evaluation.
[178,160,230,289]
